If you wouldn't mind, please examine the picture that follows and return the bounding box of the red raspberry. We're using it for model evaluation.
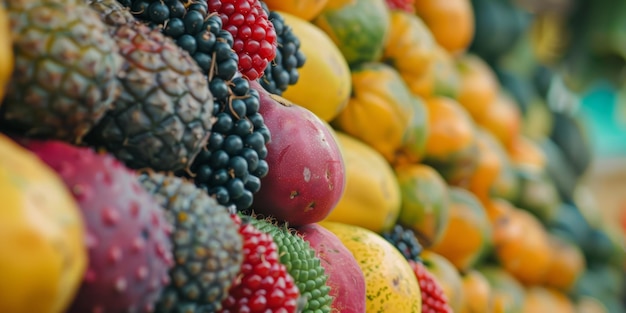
[385,0,415,13]
[409,260,453,313]
[219,214,300,313]
[208,0,278,80]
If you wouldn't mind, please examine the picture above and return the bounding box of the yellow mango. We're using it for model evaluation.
[324,131,401,233]
[320,221,422,313]
[280,11,352,122]
[0,134,87,313]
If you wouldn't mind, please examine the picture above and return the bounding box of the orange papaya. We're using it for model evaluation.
[422,96,479,187]
[467,128,506,202]
[456,53,500,121]
[414,0,475,55]
[331,62,428,165]
[430,187,493,272]
[474,92,523,150]
[382,11,437,99]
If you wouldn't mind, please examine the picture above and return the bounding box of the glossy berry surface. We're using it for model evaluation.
[208,0,278,80]
[382,224,424,263]
[218,215,300,313]
[409,260,453,313]
[258,4,306,95]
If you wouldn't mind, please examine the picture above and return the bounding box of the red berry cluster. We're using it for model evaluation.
[208,0,278,80]
[409,260,453,313]
[219,214,300,313]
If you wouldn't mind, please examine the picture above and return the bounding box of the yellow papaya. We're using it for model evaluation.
[474,92,523,150]
[488,200,553,286]
[430,187,493,272]
[461,270,495,313]
[431,45,462,98]
[382,11,437,99]
[0,134,86,313]
[522,287,576,313]
[543,233,586,291]
[422,96,479,187]
[332,62,428,165]
[262,0,329,21]
[478,265,526,313]
[324,131,402,233]
[467,128,506,202]
[280,11,352,122]
[508,135,547,172]
[456,53,500,121]
[414,0,475,55]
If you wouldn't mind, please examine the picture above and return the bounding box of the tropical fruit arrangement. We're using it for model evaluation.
[0,0,624,312]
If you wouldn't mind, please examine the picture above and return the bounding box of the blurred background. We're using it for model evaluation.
[468,0,626,238]
[466,0,626,310]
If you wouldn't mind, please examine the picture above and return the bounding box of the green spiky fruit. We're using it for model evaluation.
[1,0,122,143]
[247,216,333,313]
[138,172,244,313]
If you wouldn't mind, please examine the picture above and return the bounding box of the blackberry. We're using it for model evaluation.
[119,0,238,81]
[117,0,271,211]
[259,4,306,95]
[187,82,270,212]
[381,224,424,263]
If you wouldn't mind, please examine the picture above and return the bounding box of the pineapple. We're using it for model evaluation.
[1,0,123,143]
[85,0,215,172]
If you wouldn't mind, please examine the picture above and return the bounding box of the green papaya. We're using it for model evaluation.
[539,138,578,203]
[572,264,625,313]
[549,111,593,179]
[547,203,591,248]
[582,228,617,265]
[494,67,534,116]
[469,0,531,62]
[512,166,561,224]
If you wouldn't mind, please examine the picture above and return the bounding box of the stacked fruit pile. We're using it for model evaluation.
[0,0,624,312]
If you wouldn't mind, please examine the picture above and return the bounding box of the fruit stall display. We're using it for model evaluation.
[0,0,625,312]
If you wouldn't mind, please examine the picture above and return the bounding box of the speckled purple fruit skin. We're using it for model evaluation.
[250,81,346,227]
[23,140,174,313]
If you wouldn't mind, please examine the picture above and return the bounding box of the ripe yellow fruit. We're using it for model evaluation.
[430,187,492,272]
[280,11,351,122]
[522,286,576,313]
[0,4,14,102]
[414,0,475,55]
[320,221,422,313]
[460,270,494,313]
[394,163,451,247]
[421,250,466,312]
[324,132,402,233]
[0,134,87,313]
[332,62,428,165]
[262,0,329,21]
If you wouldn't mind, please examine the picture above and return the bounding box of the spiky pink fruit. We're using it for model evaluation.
[22,140,174,313]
